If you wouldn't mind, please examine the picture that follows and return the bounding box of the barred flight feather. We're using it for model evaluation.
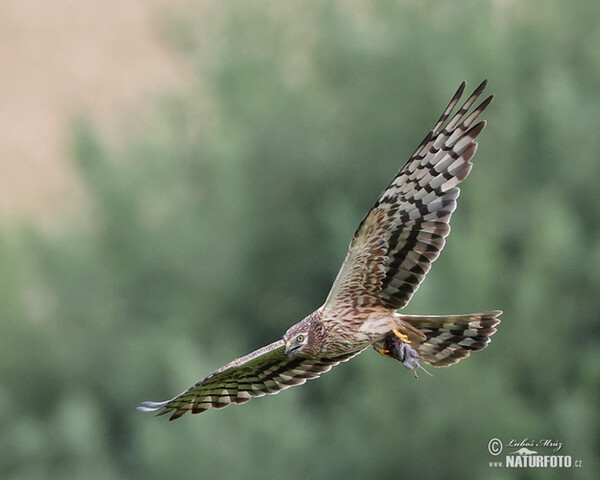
[323,80,493,313]
[138,340,364,419]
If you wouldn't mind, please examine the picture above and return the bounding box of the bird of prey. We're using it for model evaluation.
[139,80,502,420]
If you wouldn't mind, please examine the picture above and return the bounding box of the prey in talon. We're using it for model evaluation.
[375,329,430,378]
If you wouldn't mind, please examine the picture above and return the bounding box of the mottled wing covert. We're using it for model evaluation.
[138,340,362,420]
[323,81,493,313]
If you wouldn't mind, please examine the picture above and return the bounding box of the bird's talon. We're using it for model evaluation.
[377,348,393,358]
[392,328,411,344]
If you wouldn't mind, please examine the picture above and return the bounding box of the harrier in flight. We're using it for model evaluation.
[139,80,501,420]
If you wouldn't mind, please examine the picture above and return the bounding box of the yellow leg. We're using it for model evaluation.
[392,328,411,344]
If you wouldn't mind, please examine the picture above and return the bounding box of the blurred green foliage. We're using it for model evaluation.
[2,0,600,479]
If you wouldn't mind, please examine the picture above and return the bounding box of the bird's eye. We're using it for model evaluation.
[296,335,305,343]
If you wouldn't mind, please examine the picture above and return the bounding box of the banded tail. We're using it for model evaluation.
[400,310,501,367]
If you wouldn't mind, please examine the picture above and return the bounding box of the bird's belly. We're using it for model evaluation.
[320,314,396,355]
[358,315,397,338]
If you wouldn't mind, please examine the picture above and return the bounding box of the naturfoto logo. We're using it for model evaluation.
[487,437,583,469]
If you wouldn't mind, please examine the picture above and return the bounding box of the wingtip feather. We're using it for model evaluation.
[477,94,494,112]
[460,142,478,164]
[474,79,488,95]
[137,400,169,414]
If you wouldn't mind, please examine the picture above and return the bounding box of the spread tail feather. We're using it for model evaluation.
[399,310,501,367]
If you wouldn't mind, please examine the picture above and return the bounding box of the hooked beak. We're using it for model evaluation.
[285,340,293,358]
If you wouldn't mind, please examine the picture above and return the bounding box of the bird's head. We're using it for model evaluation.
[283,313,324,358]
[284,330,308,358]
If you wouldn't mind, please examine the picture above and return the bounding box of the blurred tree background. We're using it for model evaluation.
[2,0,599,479]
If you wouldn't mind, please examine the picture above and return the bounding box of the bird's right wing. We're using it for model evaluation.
[138,340,363,420]
[323,81,493,314]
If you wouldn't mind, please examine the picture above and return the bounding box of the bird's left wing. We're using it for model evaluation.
[138,340,362,420]
[322,81,493,314]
